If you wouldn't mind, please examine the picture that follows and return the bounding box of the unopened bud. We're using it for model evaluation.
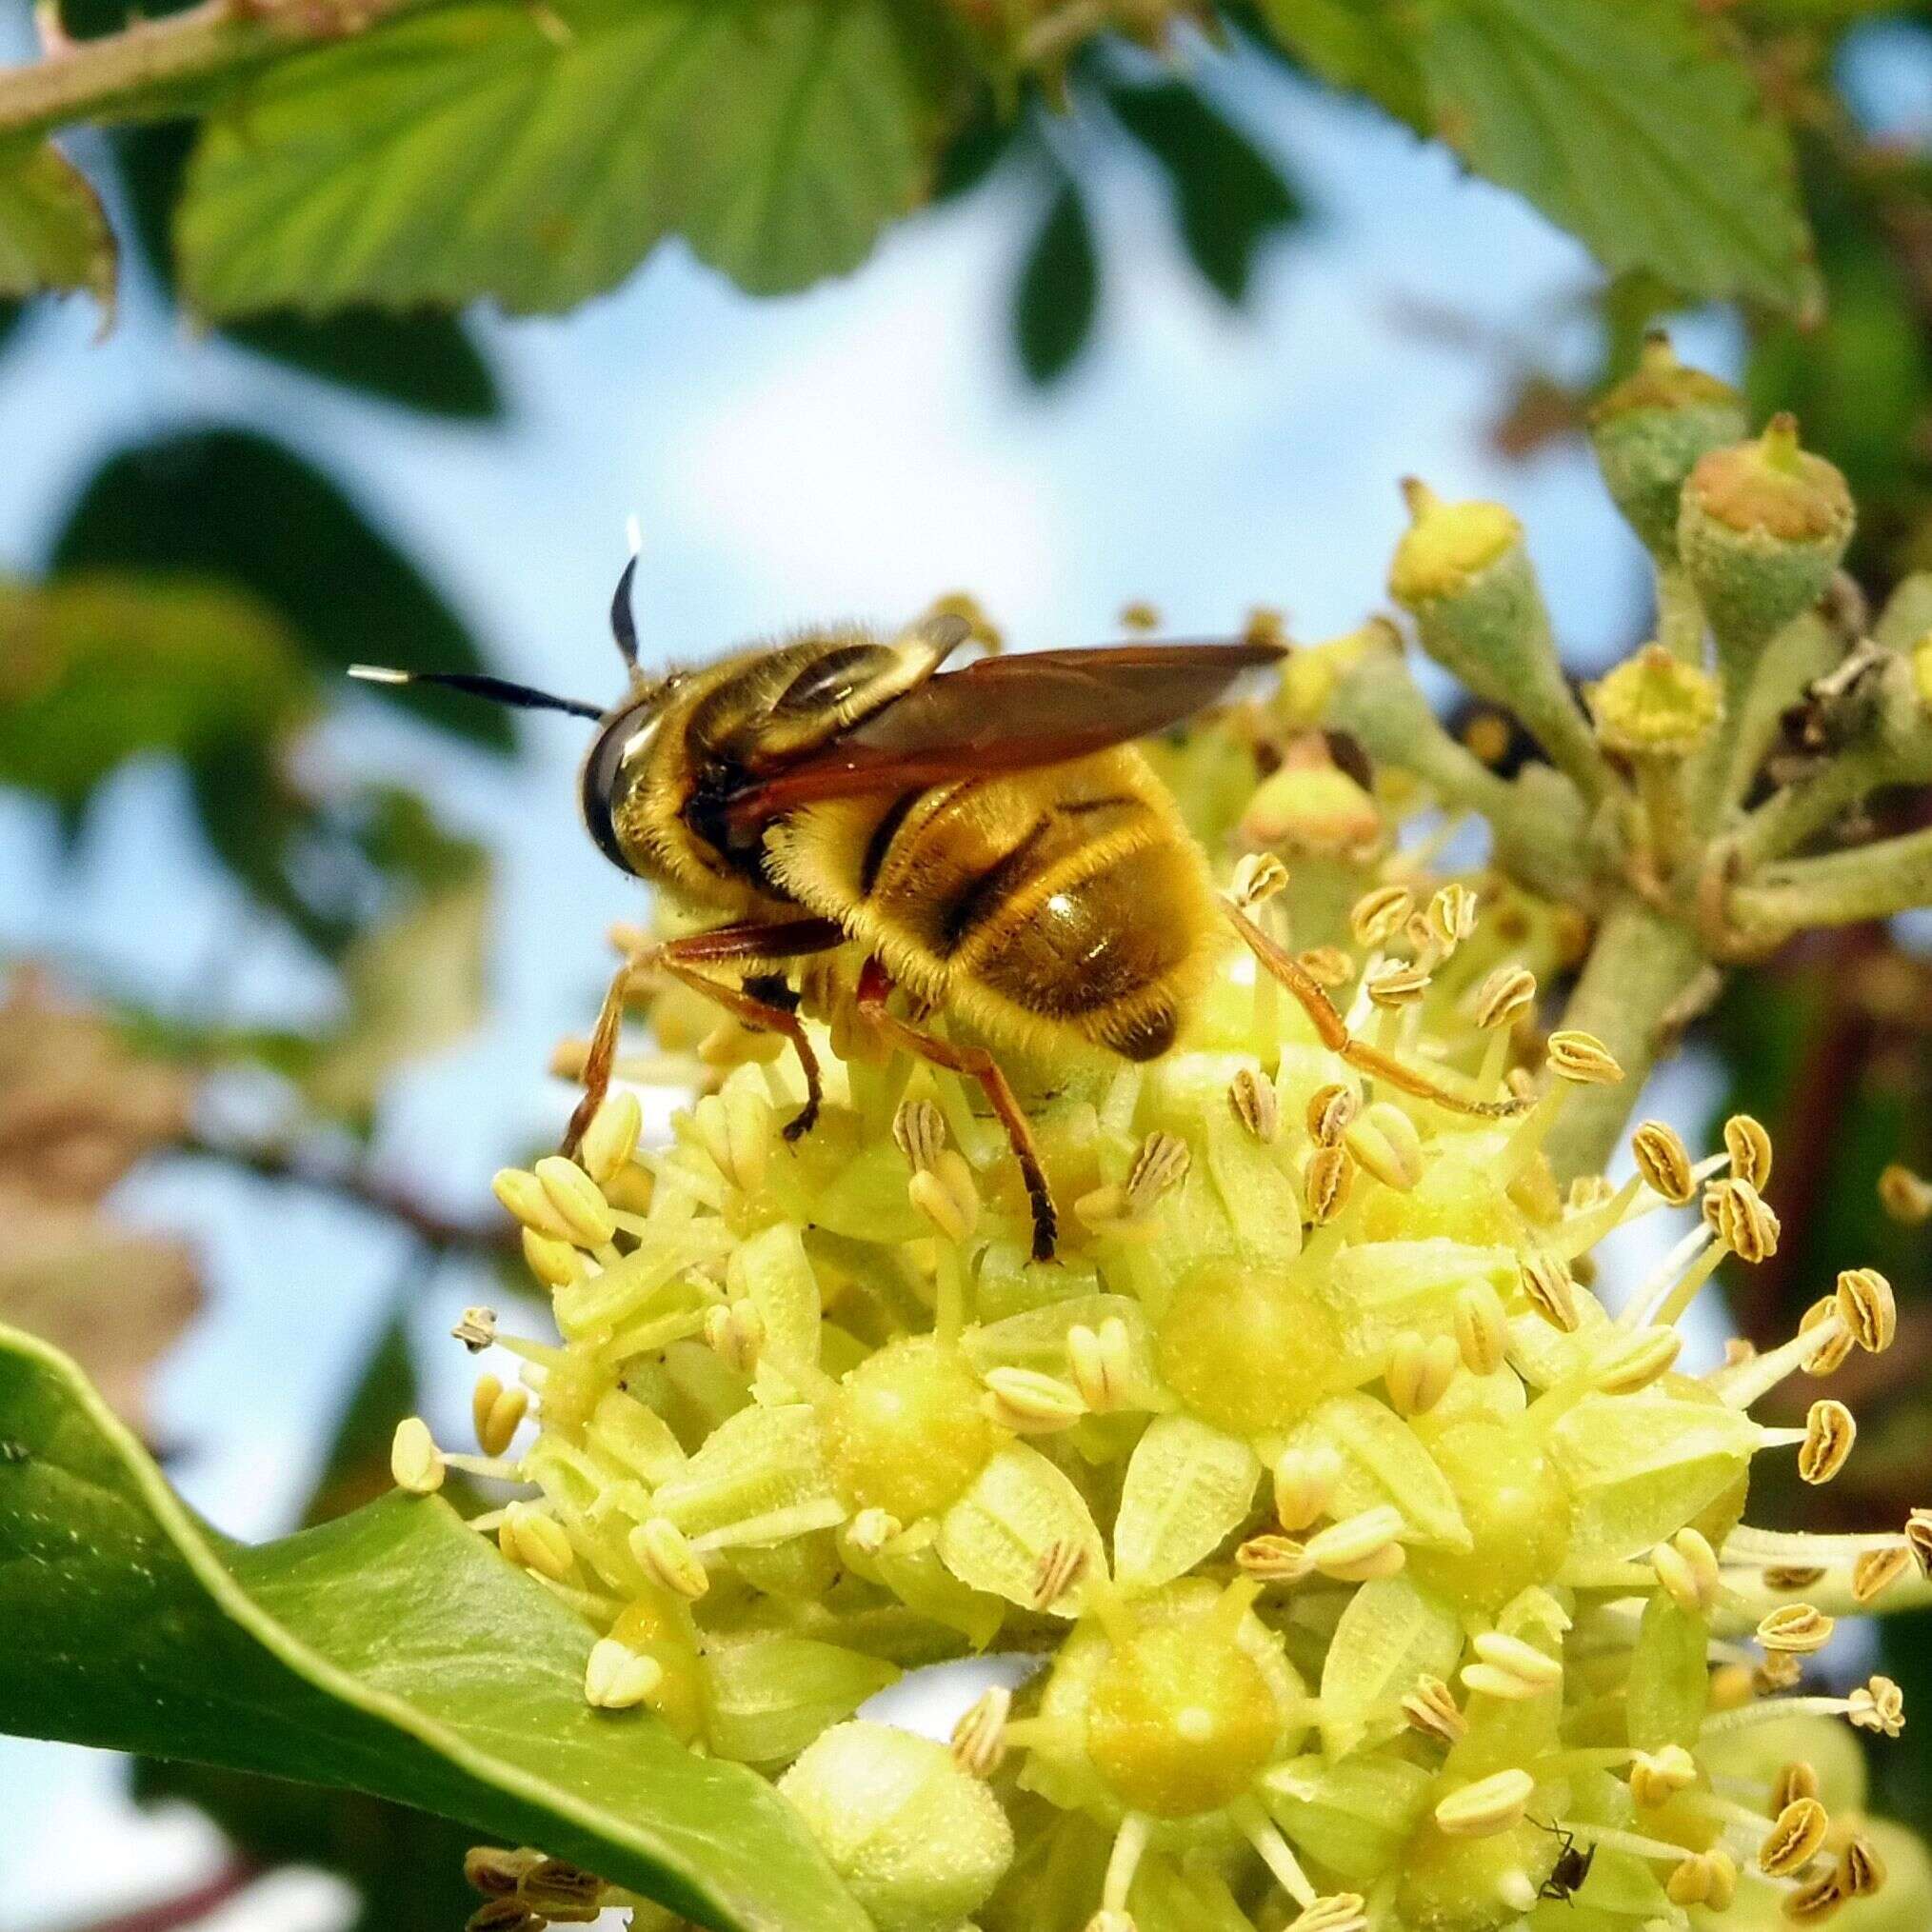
[1433,1766,1534,1838]
[630,1517,707,1600]
[579,1089,642,1184]
[585,1638,665,1711]
[533,1155,616,1248]
[390,1417,445,1495]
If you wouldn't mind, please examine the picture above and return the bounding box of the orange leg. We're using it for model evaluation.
[1224,901,1528,1122]
[856,957,1060,1263]
[564,917,844,1156]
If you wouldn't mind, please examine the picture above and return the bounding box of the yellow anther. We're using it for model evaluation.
[1760,1797,1830,1876]
[1848,1675,1905,1737]
[1364,959,1431,1008]
[1230,852,1290,907]
[1349,884,1413,948]
[1306,1083,1360,1146]
[1454,1282,1508,1377]
[1724,1112,1773,1190]
[891,1096,947,1174]
[1306,1504,1404,1579]
[1908,1510,1932,1577]
[703,1300,765,1376]
[1066,1317,1133,1414]
[1428,883,1479,949]
[909,1148,981,1245]
[1798,1400,1855,1484]
[1237,1533,1313,1583]
[1401,1674,1466,1745]
[472,1374,529,1457]
[1298,945,1355,988]
[690,1089,775,1197]
[950,1684,1010,1777]
[1879,1163,1932,1225]
[492,1166,578,1244]
[1631,1120,1695,1205]
[1305,1144,1356,1224]
[451,1305,498,1353]
[1757,1603,1834,1655]
[584,1637,665,1711]
[389,1416,445,1495]
[1837,1833,1886,1898]
[1348,1101,1424,1189]
[533,1155,616,1248]
[1666,1847,1737,1908]
[1831,1577,1886,1644]
[1628,1744,1698,1808]
[1782,1871,1845,1922]
[1030,1538,1089,1611]
[1546,1030,1623,1085]
[982,1366,1085,1435]
[1227,1066,1280,1143]
[502,1504,574,1581]
[1835,1267,1895,1352]
[1652,1526,1720,1616]
[630,1517,708,1601]
[464,1846,541,1896]
[1800,1298,1855,1376]
[1125,1132,1190,1212]
[1756,1651,1805,1694]
[1385,1331,1460,1418]
[1593,1325,1682,1394]
[578,1089,642,1185]
[520,1860,604,1921]
[521,1225,583,1288]
[1772,1761,1822,1810]
[1520,1249,1580,1332]
[1272,1444,1341,1531]
[1293,1898,1369,1932]
[844,1508,902,1558]
[1708,1176,1780,1263]
[1468,1629,1563,1692]
[1433,1767,1535,1837]
[1471,964,1537,1030]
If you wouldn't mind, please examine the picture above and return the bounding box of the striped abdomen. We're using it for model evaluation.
[763,748,1216,1062]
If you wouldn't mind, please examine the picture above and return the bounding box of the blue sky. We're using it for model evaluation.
[0,35,1767,1927]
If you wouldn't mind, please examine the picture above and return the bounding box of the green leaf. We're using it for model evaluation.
[1252,0,1429,129]
[1015,181,1099,386]
[0,138,115,309]
[1107,80,1301,306]
[0,1324,866,1932]
[0,571,315,810]
[50,428,512,752]
[177,0,970,318]
[113,123,502,420]
[1413,0,1816,312]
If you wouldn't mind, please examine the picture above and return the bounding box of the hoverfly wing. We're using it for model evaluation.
[722,638,1280,830]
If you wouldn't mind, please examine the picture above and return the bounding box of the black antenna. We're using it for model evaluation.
[610,516,644,675]
[348,664,605,722]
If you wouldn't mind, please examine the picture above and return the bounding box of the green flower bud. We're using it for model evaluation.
[1678,415,1854,653]
[1587,644,1723,761]
[1588,333,1748,558]
[777,1722,1013,1932]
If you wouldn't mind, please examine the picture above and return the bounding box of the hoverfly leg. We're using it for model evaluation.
[1222,900,1529,1122]
[855,957,1060,1263]
[561,918,844,1156]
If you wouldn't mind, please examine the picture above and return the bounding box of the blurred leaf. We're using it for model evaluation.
[0,138,115,309]
[306,860,491,1125]
[1015,181,1099,385]
[113,123,502,420]
[176,0,970,317]
[1415,0,1817,312]
[0,570,314,812]
[0,298,23,352]
[931,93,1023,203]
[1107,79,1302,305]
[306,1309,420,1527]
[50,427,512,752]
[1254,0,1429,129]
[0,1325,869,1932]
[0,968,200,1436]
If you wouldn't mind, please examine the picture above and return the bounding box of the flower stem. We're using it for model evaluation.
[1730,825,1932,935]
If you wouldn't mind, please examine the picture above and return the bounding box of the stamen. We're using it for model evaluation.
[1433,1767,1534,1837]
[1232,1796,1318,1907]
[950,1686,1010,1777]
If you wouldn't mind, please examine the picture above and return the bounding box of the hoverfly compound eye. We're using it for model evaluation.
[580,702,658,875]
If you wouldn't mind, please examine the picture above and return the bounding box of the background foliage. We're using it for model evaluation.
[3,0,1932,1926]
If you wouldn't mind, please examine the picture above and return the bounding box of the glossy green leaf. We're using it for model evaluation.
[0,137,115,309]
[50,428,511,752]
[113,123,501,420]
[1015,181,1099,386]
[0,1325,867,1932]
[1414,0,1815,312]
[1108,79,1301,306]
[177,0,969,318]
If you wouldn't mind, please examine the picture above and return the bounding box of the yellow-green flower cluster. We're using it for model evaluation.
[390,785,1927,1931]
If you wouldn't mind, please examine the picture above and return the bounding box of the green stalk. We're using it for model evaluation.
[1543,898,1706,1183]
[1730,825,1932,934]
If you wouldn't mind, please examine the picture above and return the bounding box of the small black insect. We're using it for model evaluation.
[1529,1817,1596,1903]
